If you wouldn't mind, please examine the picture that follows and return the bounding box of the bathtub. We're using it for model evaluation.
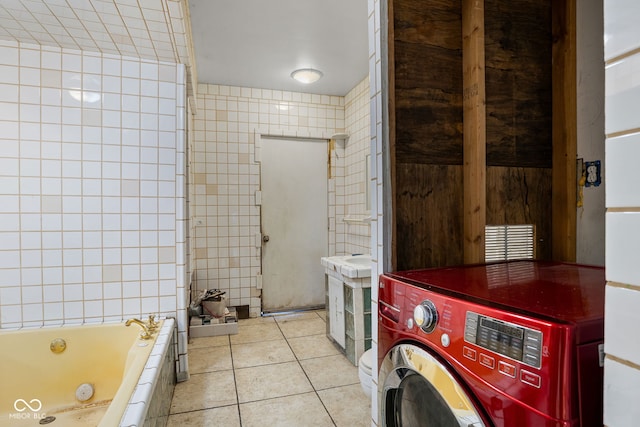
[0,318,176,427]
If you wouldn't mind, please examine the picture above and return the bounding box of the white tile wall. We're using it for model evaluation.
[340,77,372,256]
[0,0,198,112]
[604,0,640,423]
[368,0,383,424]
[0,0,190,66]
[604,285,640,367]
[603,0,639,62]
[604,357,640,426]
[605,212,640,287]
[606,132,640,207]
[0,41,186,336]
[604,56,640,135]
[191,83,371,317]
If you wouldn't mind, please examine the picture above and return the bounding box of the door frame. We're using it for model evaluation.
[254,129,331,313]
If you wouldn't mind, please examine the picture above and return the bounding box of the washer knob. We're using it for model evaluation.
[413,300,438,333]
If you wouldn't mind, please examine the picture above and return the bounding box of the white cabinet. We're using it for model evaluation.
[328,275,345,348]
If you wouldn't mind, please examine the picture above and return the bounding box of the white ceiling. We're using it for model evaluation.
[0,0,369,97]
[188,0,370,96]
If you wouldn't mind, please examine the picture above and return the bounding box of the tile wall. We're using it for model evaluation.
[604,0,640,424]
[0,0,192,65]
[338,77,372,256]
[368,0,384,424]
[191,80,370,317]
[0,40,189,372]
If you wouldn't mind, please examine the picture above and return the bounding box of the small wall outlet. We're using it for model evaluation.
[584,160,601,187]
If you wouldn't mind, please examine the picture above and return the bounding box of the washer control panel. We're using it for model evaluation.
[464,311,543,369]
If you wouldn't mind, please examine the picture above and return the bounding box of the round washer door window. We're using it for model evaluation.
[379,343,486,427]
[396,372,459,426]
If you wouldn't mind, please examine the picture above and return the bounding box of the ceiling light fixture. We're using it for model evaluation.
[291,68,323,84]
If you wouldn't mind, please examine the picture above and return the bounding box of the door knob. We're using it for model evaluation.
[262,235,270,243]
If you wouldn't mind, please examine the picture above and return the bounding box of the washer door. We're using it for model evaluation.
[379,343,487,427]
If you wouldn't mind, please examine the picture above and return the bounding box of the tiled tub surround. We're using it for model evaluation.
[0,40,190,376]
[122,318,177,427]
[0,318,175,427]
[191,79,370,316]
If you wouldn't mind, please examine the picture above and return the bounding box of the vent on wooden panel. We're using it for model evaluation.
[485,225,535,262]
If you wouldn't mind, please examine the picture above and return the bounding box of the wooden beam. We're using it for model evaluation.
[462,0,486,264]
[551,0,577,262]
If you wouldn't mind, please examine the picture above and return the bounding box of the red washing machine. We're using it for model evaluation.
[378,260,605,427]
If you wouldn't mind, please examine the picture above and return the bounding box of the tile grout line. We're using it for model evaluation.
[274,311,339,427]
[170,311,361,426]
[227,333,244,426]
[168,403,238,417]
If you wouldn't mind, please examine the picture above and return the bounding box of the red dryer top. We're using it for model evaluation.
[384,260,605,344]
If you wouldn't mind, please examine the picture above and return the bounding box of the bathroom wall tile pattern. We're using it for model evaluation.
[603,0,640,62]
[604,285,640,367]
[0,0,197,106]
[603,357,640,426]
[0,0,190,66]
[342,76,371,256]
[606,133,640,207]
[0,41,186,333]
[368,0,382,424]
[192,83,374,317]
[605,211,640,286]
[604,56,640,135]
[604,0,640,420]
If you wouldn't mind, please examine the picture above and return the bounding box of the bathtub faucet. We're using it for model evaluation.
[125,318,153,340]
[147,314,159,332]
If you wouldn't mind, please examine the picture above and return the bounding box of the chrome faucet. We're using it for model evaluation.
[125,318,153,340]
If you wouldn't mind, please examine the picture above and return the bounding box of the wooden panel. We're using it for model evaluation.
[462,0,486,264]
[393,0,463,165]
[487,167,552,260]
[551,0,577,261]
[396,164,464,270]
[485,0,552,168]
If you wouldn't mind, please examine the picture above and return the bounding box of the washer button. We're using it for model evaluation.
[498,361,516,378]
[520,370,542,388]
[479,353,495,369]
[441,333,450,347]
[463,346,477,361]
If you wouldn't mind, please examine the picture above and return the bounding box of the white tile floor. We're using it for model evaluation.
[167,310,371,427]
